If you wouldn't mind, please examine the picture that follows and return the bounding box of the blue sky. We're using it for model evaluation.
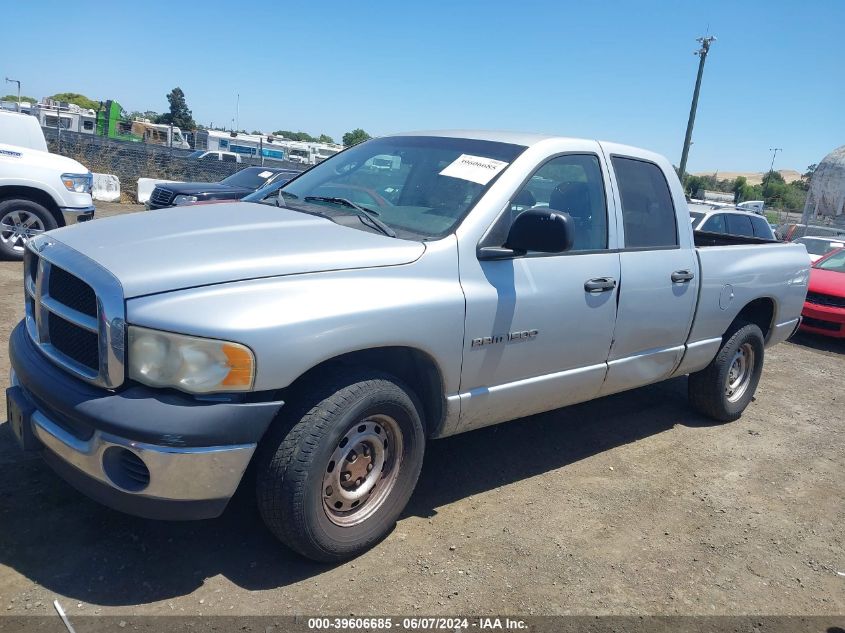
[3,1,843,172]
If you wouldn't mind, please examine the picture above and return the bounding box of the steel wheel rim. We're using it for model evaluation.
[0,210,45,252]
[725,342,754,403]
[322,414,403,527]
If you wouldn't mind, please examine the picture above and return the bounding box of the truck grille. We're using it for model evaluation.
[48,265,97,317]
[24,238,125,388]
[805,291,845,308]
[150,187,174,207]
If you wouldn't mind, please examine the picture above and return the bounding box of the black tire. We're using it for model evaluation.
[0,198,58,260]
[688,321,765,422]
[256,366,426,562]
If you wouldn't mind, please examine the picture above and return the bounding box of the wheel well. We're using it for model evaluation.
[283,347,445,436]
[0,186,64,226]
[732,298,775,340]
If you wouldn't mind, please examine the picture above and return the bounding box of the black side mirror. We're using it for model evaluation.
[504,208,574,254]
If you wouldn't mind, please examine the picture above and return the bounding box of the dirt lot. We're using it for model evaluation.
[0,203,842,617]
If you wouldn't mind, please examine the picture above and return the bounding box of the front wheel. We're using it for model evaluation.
[0,198,58,260]
[688,321,765,422]
[256,367,425,562]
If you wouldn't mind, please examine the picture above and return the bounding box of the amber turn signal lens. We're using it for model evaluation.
[221,343,255,387]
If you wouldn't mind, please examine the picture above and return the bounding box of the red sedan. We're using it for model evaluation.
[800,247,845,337]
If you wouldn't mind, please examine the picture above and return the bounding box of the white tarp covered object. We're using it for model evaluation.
[92,173,120,202]
[802,145,845,228]
[137,177,180,204]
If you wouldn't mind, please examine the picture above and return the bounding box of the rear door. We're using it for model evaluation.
[600,152,699,395]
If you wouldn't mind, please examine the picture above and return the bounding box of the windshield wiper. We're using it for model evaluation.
[304,196,396,238]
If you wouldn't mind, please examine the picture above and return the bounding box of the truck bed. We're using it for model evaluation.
[693,230,778,247]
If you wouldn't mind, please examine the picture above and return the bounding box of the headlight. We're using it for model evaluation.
[128,326,255,394]
[173,195,198,205]
[61,172,93,194]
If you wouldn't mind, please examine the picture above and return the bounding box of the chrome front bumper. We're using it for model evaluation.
[30,406,256,503]
[59,205,95,225]
[10,367,256,518]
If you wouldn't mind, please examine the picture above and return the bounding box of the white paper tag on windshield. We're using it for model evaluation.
[439,154,509,185]
[258,170,273,178]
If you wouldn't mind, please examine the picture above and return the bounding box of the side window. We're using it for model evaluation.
[726,214,754,237]
[750,215,773,239]
[612,156,678,248]
[508,154,608,251]
[222,153,236,163]
[702,213,727,233]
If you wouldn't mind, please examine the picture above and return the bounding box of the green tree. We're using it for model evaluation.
[155,87,195,130]
[47,93,99,110]
[273,130,317,142]
[318,133,334,144]
[342,128,371,147]
[803,164,817,180]
[1,94,36,104]
[128,110,160,121]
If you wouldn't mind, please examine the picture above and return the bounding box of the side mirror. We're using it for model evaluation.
[504,208,574,254]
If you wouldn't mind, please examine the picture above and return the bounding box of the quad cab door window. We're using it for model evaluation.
[504,154,608,251]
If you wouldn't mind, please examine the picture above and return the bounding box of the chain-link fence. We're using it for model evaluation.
[44,128,305,203]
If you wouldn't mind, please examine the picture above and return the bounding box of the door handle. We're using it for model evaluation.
[584,277,617,293]
[671,270,695,283]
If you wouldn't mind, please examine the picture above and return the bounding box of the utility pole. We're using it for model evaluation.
[5,77,21,112]
[679,35,716,182]
[764,147,783,221]
[764,147,782,187]
[235,93,240,132]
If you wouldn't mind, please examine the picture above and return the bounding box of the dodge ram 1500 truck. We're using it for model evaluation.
[7,131,809,562]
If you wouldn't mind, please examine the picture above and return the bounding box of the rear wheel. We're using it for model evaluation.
[256,367,425,562]
[688,321,765,422]
[0,199,57,260]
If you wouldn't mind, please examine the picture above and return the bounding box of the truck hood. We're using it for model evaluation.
[808,267,845,298]
[0,142,88,173]
[48,203,426,298]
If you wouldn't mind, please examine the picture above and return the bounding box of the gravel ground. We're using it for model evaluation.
[0,203,842,617]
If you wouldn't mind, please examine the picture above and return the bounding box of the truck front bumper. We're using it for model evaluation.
[8,322,283,520]
[59,205,95,225]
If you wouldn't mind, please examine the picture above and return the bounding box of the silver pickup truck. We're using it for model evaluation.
[7,131,808,561]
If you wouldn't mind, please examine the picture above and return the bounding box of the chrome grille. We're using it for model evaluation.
[150,187,174,207]
[24,237,126,388]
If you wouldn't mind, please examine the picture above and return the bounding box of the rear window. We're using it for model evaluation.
[612,157,678,248]
[726,214,754,237]
[750,215,774,239]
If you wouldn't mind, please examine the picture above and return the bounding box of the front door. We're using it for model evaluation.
[458,152,621,432]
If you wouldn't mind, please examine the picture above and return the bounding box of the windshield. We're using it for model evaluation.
[816,248,845,272]
[187,150,204,158]
[796,237,844,256]
[220,168,273,189]
[279,136,526,239]
[690,211,705,224]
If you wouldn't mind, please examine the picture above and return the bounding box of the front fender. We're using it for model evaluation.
[125,237,465,394]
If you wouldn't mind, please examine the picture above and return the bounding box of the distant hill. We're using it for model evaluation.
[692,169,802,185]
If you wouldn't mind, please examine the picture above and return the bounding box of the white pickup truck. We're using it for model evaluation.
[8,131,808,561]
[0,111,95,259]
